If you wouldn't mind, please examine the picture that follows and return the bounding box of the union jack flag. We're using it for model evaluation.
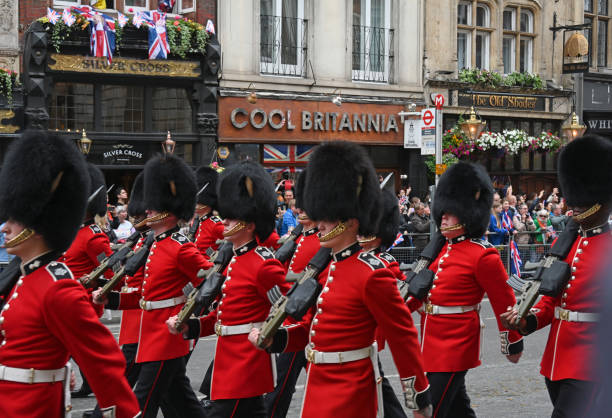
[501,211,513,230]
[62,8,75,26]
[509,240,523,277]
[117,12,128,28]
[47,8,60,25]
[206,19,216,35]
[90,15,115,64]
[158,0,176,13]
[387,233,404,251]
[137,11,170,59]
[263,145,314,165]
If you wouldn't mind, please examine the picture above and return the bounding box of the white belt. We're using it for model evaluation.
[554,307,598,323]
[139,295,186,311]
[421,303,480,315]
[305,342,383,418]
[0,363,68,384]
[214,321,263,337]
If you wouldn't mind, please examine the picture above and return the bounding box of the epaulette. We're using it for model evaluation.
[89,224,103,235]
[358,252,385,271]
[171,232,189,245]
[469,238,493,249]
[378,252,396,264]
[45,262,74,281]
[255,246,274,260]
[210,215,222,223]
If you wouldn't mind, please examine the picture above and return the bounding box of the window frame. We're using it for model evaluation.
[53,0,81,7]
[457,29,472,70]
[585,0,611,68]
[124,0,150,13]
[456,0,491,71]
[178,0,196,14]
[503,34,516,73]
[502,6,536,75]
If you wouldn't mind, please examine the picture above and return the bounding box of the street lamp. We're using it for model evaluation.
[561,111,587,142]
[77,129,92,155]
[162,131,176,154]
[459,107,486,141]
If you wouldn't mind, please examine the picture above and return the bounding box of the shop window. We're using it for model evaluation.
[260,0,308,77]
[151,88,193,133]
[457,1,491,71]
[352,0,393,83]
[503,6,535,74]
[178,0,195,13]
[101,85,145,133]
[125,0,149,12]
[53,0,81,7]
[584,0,610,68]
[49,82,94,132]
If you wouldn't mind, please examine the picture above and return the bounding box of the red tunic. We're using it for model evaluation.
[118,236,146,346]
[194,214,225,259]
[416,237,523,372]
[0,255,140,418]
[260,231,281,250]
[59,223,113,280]
[532,226,611,382]
[287,228,320,274]
[196,241,290,400]
[118,228,212,362]
[374,250,404,350]
[284,244,429,418]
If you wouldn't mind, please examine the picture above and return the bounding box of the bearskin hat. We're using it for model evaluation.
[127,171,145,218]
[143,154,197,222]
[377,189,400,248]
[86,163,107,218]
[303,141,381,236]
[432,161,494,238]
[295,169,307,210]
[0,130,90,252]
[558,134,612,207]
[217,160,276,240]
[195,166,219,210]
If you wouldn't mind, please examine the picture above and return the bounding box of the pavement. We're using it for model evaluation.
[72,301,552,417]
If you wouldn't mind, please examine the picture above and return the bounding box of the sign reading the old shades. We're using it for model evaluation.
[219,97,405,145]
[458,93,546,111]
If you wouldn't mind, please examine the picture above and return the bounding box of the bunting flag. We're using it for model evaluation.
[509,240,522,278]
[117,12,128,28]
[47,8,60,25]
[139,11,170,59]
[90,14,115,64]
[132,12,144,28]
[62,8,75,26]
[501,211,513,230]
[205,19,216,35]
[388,233,404,251]
[158,0,176,13]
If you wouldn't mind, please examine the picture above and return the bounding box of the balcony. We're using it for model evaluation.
[260,15,308,77]
[352,25,394,83]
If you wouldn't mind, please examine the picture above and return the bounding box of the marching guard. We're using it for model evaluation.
[412,161,523,418]
[94,154,212,418]
[252,141,432,418]
[193,166,225,257]
[502,135,612,417]
[0,130,140,418]
[167,160,290,417]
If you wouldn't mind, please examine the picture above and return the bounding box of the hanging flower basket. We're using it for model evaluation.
[0,68,20,106]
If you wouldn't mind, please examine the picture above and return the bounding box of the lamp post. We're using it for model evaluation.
[459,107,486,141]
[162,131,176,155]
[77,129,92,156]
[561,111,587,142]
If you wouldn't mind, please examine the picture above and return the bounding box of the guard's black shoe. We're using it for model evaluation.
[81,410,94,418]
[71,387,92,398]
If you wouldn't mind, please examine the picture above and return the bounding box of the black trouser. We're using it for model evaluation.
[133,355,205,418]
[264,351,308,418]
[545,378,598,418]
[427,371,476,418]
[204,396,267,418]
[379,358,408,418]
[200,359,214,396]
[122,343,141,387]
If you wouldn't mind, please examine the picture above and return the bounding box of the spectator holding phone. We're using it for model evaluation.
[513,204,536,244]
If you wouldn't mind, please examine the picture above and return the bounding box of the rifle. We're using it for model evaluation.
[174,241,234,331]
[187,216,201,242]
[98,232,155,298]
[397,232,446,301]
[274,224,304,264]
[80,230,141,288]
[0,257,21,311]
[256,247,332,348]
[506,219,580,321]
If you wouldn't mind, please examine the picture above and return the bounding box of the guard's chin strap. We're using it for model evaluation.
[145,211,170,225]
[4,228,35,248]
[297,213,309,221]
[440,223,464,232]
[134,217,149,230]
[196,204,210,212]
[357,235,377,245]
[223,221,246,237]
[319,221,347,242]
[573,203,602,222]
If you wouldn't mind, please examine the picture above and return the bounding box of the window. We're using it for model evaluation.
[49,83,94,131]
[456,1,490,70]
[352,0,393,82]
[124,0,149,12]
[152,88,193,133]
[53,0,80,6]
[178,0,195,13]
[101,86,145,133]
[586,1,610,68]
[586,0,594,13]
[503,7,535,74]
[260,0,307,77]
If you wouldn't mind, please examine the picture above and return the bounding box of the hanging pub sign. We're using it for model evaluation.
[563,31,589,74]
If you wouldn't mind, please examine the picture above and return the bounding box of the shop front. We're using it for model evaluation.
[217,95,428,194]
[583,75,612,141]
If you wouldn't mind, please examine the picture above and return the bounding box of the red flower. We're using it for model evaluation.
[173,20,179,26]
[128,7,134,12]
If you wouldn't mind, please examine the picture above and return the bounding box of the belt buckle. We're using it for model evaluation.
[121,286,128,293]
[306,348,315,363]
[559,309,570,321]
[425,303,434,314]
[29,368,35,385]
[214,322,222,336]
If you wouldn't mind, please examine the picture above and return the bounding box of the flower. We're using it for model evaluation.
[128,7,134,12]
[173,20,179,26]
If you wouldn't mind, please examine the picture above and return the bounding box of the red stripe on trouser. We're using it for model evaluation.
[433,372,456,418]
[143,360,165,415]
[230,399,240,418]
[270,352,298,417]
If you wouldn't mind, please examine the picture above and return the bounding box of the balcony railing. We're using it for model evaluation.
[260,15,308,77]
[352,25,394,83]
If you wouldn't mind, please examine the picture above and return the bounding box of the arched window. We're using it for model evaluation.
[457,1,492,70]
[503,6,535,74]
